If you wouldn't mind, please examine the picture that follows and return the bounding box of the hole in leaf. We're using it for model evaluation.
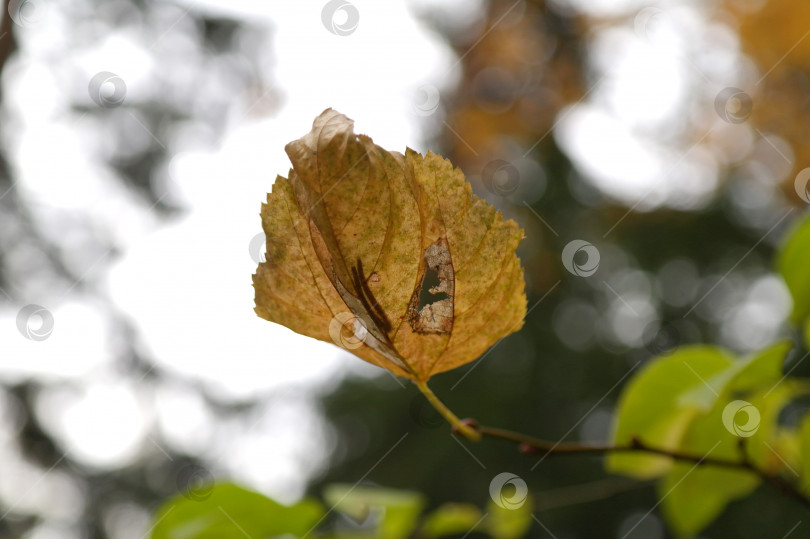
[417,266,450,309]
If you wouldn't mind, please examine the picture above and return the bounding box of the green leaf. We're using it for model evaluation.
[660,343,801,535]
[150,483,324,539]
[608,342,799,534]
[778,213,810,324]
[420,503,483,537]
[722,342,805,475]
[485,493,533,539]
[745,381,808,474]
[323,484,425,539]
[723,341,790,393]
[660,381,806,535]
[608,346,735,478]
[658,399,759,536]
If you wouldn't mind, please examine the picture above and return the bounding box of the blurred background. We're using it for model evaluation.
[1,0,809,537]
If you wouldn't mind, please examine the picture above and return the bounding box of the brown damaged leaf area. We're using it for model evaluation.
[408,237,454,334]
[253,108,527,381]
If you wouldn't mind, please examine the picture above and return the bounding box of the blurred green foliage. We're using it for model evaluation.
[150,482,534,539]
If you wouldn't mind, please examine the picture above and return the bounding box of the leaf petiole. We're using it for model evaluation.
[414,380,481,442]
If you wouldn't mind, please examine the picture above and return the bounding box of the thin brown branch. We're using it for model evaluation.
[456,421,810,509]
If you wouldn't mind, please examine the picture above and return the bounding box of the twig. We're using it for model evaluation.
[470,422,810,509]
[415,380,810,507]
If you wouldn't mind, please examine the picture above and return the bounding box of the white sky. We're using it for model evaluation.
[0,0,458,509]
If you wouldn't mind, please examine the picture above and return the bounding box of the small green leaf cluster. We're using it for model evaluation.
[608,213,810,535]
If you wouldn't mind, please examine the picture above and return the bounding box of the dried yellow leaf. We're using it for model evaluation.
[253,109,526,381]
